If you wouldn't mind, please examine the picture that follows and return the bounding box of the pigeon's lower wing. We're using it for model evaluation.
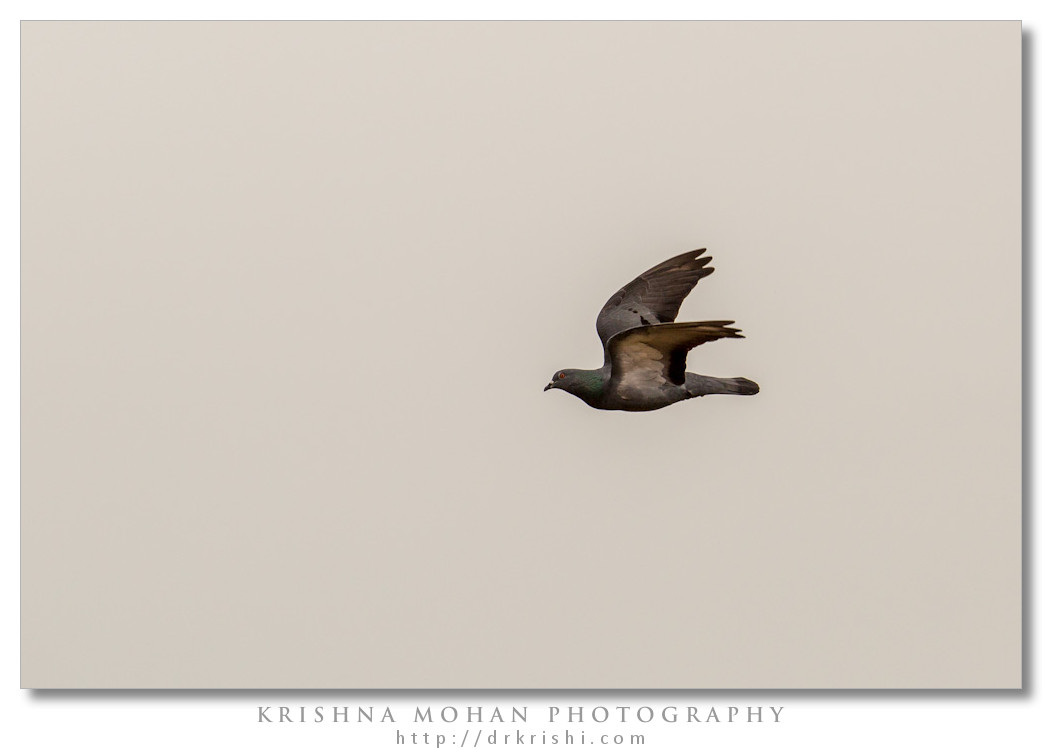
[595,249,715,348]
[607,321,744,390]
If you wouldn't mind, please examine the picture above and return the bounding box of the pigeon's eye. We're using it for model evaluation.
[558,372,566,379]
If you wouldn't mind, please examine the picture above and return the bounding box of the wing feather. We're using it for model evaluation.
[607,322,743,394]
[595,249,715,348]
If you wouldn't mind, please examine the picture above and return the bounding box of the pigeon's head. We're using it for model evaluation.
[543,369,584,394]
[544,367,606,405]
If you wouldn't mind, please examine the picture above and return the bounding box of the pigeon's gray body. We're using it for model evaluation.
[545,249,758,411]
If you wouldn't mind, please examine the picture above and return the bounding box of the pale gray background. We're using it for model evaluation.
[21,21,1021,688]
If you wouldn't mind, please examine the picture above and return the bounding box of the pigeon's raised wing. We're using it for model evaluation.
[595,249,715,348]
[606,321,743,395]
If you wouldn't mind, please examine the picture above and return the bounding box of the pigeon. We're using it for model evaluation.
[544,249,759,411]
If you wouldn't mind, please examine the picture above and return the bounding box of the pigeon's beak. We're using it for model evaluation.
[543,382,554,391]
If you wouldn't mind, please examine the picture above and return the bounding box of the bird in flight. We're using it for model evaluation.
[544,249,758,411]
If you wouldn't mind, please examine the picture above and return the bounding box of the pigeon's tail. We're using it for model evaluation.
[685,374,760,398]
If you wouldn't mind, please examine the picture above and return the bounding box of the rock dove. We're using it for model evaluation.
[544,249,759,411]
